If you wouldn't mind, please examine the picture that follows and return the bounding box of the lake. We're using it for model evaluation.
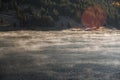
[0,30,120,80]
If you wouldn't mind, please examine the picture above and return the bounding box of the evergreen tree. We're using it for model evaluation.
[0,0,2,10]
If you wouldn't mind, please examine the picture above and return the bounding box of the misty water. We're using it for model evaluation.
[0,30,120,80]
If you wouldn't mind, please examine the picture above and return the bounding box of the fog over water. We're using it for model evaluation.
[0,30,120,80]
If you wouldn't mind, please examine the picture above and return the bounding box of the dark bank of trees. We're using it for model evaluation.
[0,0,120,29]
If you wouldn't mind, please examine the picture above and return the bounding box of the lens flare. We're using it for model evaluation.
[82,5,107,30]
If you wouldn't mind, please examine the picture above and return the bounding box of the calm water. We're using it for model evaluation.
[0,30,120,80]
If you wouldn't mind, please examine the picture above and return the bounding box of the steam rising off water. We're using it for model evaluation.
[1,30,120,80]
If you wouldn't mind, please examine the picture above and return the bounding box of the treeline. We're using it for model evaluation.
[0,0,120,29]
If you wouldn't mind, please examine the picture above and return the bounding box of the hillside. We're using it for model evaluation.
[0,0,120,30]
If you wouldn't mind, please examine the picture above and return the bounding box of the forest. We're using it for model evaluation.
[0,0,120,30]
